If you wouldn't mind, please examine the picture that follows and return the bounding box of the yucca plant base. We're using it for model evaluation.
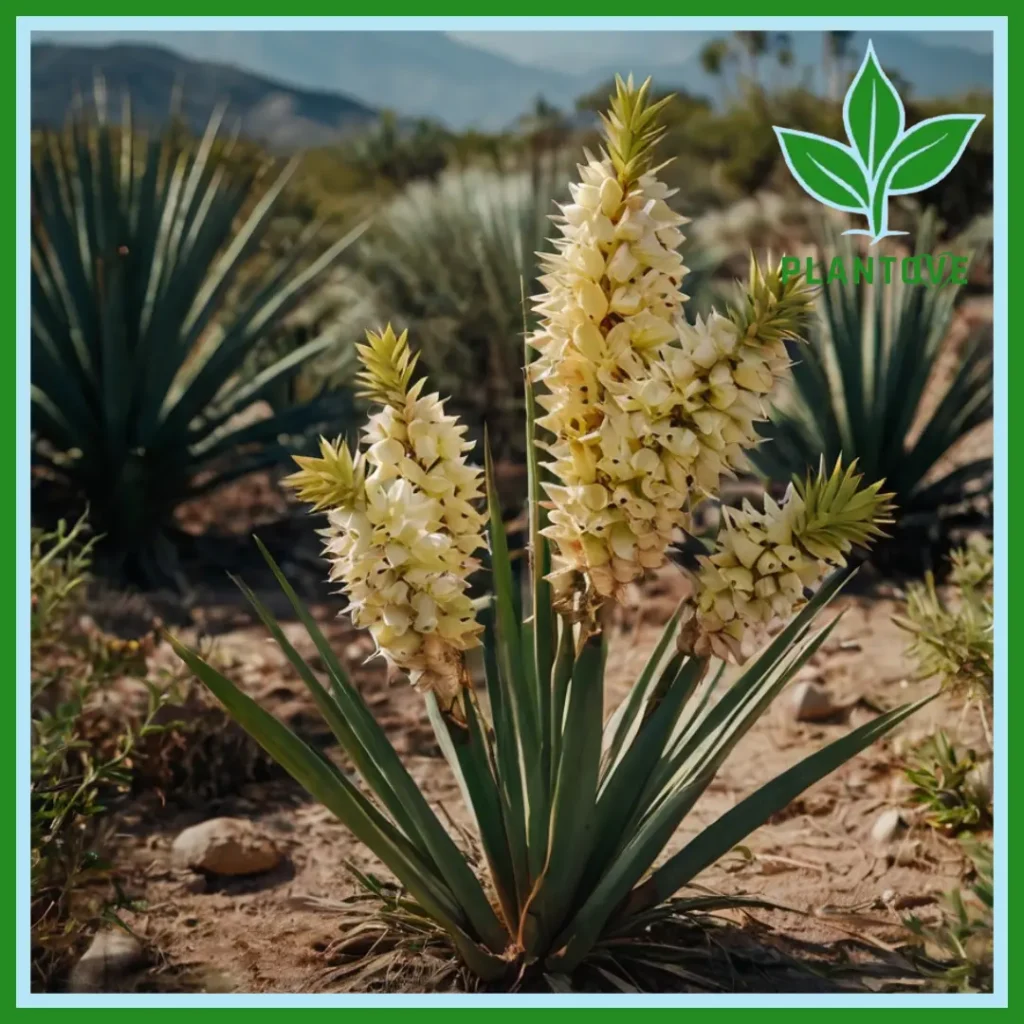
[173,540,928,987]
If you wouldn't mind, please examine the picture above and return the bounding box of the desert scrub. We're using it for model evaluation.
[30,515,174,988]
[903,835,992,993]
[894,538,993,990]
[173,76,929,991]
[896,535,993,703]
[895,535,993,825]
[902,731,991,833]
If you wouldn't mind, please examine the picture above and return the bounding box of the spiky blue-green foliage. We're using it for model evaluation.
[750,215,992,570]
[31,90,365,581]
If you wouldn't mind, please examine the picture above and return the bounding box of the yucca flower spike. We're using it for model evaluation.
[284,325,487,711]
[528,76,818,617]
[678,457,896,662]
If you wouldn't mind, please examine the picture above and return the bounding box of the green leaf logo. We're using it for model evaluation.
[773,39,984,245]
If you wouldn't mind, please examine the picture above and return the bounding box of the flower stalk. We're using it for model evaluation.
[677,458,895,661]
[284,326,488,712]
[529,75,817,626]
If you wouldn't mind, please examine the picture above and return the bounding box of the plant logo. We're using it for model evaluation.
[773,40,984,245]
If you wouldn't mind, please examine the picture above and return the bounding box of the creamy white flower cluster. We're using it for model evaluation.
[529,155,689,606]
[678,462,893,662]
[286,327,486,705]
[528,152,795,611]
[677,488,824,662]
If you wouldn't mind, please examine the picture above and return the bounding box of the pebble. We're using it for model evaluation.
[871,808,907,844]
[171,817,282,876]
[893,841,921,866]
[69,930,148,993]
[788,680,838,722]
[793,665,825,685]
[967,757,993,806]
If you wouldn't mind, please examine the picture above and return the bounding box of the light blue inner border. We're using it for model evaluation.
[16,14,1009,1010]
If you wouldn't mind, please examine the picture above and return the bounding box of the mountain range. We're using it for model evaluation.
[31,41,378,149]
[31,29,993,143]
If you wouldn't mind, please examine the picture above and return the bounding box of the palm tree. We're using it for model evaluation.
[734,30,769,86]
[700,39,732,79]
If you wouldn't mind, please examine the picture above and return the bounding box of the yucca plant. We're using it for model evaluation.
[31,89,367,582]
[749,215,992,574]
[171,77,930,991]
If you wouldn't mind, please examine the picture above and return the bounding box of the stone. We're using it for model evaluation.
[788,680,837,722]
[69,930,147,993]
[893,840,921,866]
[171,817,282,876]
[871,808,907,844]
[966,757,993,807]
[792,664,826,686]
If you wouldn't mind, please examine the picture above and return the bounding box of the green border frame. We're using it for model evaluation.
[10,8,1013,1017]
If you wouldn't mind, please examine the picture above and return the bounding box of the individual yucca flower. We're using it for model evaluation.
[528,75,816,617]
[678,458,895,661]
[284,326,487,708]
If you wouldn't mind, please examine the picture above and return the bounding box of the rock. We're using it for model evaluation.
[793,665,825,685]
[788,681,837,722]
[171,817,282,876]
[966,757,993,807]
[69,930,148,993]
[871,808,907,844]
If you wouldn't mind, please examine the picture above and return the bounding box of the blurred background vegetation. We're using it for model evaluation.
[30,28,993,584]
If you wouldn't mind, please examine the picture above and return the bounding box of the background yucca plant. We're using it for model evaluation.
[31,89,366,583]
[749,216,993,575]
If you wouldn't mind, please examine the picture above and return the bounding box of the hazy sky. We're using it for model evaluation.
[449,29,994,68]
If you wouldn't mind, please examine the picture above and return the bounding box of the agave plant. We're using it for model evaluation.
[749,215,993,573]
[31,91,367,581]
[172,77,929,990]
